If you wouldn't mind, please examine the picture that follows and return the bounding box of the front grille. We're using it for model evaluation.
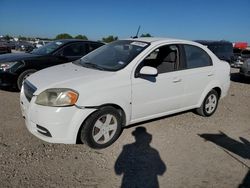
[23,80,37,102]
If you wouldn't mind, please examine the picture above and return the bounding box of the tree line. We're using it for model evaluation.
[55,33,152,43]
[1,33,152,43]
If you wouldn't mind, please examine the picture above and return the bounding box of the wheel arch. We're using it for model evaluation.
[198,83,222,108]
[76,103,127,144]
[98,103,127,127]
[213,87,221,99]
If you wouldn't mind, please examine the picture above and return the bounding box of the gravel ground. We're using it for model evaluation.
[0,68,249,188]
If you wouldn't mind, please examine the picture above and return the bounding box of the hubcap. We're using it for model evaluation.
[205,94,217,114]
[92,114,118,144]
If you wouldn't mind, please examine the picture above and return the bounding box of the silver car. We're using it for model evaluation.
[240,58,250,77]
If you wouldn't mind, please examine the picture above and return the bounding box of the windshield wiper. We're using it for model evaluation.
[82,62,105,70]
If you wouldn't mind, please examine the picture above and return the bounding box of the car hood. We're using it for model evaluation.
[0,52,41,63]
[27,62,117,95]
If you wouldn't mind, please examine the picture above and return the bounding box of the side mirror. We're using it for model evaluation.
[139,66,158,77]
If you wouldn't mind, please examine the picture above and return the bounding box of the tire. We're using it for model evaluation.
[80,106,123,149]
[196,89,219,117]
[17,69,37,91]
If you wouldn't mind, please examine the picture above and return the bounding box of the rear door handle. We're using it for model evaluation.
[173,78,182,83]
[208,73,214,77]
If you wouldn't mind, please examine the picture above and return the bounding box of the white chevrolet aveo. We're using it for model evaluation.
[20,38,230,148]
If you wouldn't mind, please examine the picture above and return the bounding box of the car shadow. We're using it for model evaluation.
[230,72,250,84]
[115,127,166,188]
[239,170,250,188]
[199,132,250,188]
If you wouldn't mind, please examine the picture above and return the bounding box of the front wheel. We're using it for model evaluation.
[196,89,219,117]
[80,106,122,149]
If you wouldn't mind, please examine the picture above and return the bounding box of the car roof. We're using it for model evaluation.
[123,37,208,49]
[55,39,103,44]
[127,37,182,43]
[124,37,199,45]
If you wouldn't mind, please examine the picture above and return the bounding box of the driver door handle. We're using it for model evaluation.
[173,78,182,83]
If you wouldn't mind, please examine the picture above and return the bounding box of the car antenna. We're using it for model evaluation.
[132,25,141,39]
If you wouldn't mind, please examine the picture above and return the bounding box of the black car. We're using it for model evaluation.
[0,39,104,90]
[195,40,234,63]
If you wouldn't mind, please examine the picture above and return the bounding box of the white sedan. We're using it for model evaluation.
[20,37,230,148]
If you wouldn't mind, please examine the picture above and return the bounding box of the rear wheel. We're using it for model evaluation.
[196,89,219,117]
[80,106,122,149]
[17,69,36,90]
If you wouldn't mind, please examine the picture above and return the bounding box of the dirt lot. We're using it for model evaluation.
[0,68,249,188]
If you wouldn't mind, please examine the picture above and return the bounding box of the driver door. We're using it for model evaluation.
[131,44,185,122]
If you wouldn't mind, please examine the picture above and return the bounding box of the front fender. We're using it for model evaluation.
[76,87,132,126]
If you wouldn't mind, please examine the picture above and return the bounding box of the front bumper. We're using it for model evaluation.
[0,70,17,87]
[20,87,96,144]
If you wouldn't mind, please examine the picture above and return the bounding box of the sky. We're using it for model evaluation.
[0,0,249,43]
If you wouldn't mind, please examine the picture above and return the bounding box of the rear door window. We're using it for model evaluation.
[184,45,212,69]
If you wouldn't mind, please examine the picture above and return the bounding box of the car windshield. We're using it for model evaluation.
[76,40,149,71]
[31,41,66,55]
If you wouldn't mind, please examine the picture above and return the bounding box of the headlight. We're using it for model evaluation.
[0,62,18,70]
[35,88,79,107]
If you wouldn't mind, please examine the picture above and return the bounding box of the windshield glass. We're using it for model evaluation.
[31,41,66,55]
[77,40,149,71]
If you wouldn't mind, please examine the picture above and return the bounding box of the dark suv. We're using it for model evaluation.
[195,40,233,64]
[0,39,104,90]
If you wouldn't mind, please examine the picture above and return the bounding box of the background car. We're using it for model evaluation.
[15,41,36,52]
[195,40,234,64]
[232,49,250,68]
[241,49,250,61]
[35,40,51,48]
[20,38,230,149]
[240,58,250,78]
[0,39,104,90]
[4,41,18,50]
[0,42,12,54]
